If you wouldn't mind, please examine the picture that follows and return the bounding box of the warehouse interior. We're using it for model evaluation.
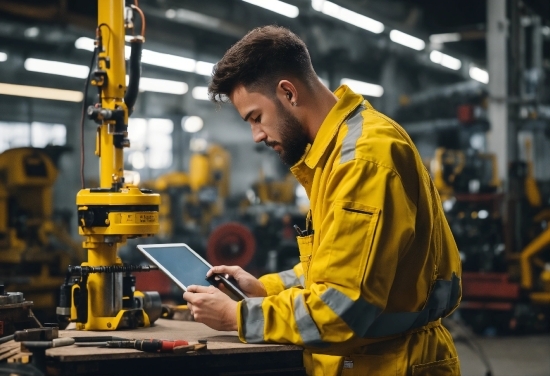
[0,0,549,375]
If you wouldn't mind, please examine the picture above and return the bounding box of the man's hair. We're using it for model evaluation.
[208,25,316,103]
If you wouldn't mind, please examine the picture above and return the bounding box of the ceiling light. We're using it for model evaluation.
[312,0,384,34]
[141,49,196,72]
[242,0,299,18]
[469,66,489,84]
[24,27,40,38]
[340,78,384,97]
[195,61,215,76]
[24,58,89,79]
[429,33,461,44]
[192,86,209,101]
[429,50,462,70]
[165,9,177,19]
[76,36,200,74]
[389,30,425,51]
[0,52,7,62]
[0,83,83,102]
[137,77,188,94]
[182,116,204,133]
[75,37,95,51]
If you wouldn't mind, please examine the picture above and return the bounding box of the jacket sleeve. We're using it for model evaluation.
[237,159,417,351]
[258,263,305,296]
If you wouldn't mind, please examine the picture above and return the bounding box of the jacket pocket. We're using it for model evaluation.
[297,234,314,282]
[325,201,380,290]
[411,356,460,376]
[340,353,396,376]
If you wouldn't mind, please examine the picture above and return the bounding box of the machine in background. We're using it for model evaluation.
[397,85,550,334]
[55,1,162,331]
[0,147,82,322]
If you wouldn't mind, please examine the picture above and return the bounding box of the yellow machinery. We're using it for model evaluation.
[519,138,550,304]
[431,147,500,200]
[0,147,82,315]
[56,0,162,330]
[150,143,231,239]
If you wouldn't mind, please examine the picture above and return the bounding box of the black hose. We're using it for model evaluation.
[124,38,143,114]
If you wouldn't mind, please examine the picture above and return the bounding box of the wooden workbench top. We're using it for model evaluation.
[50,319,302,362]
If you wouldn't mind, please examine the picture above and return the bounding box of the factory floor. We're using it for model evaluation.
[455,334,550,376]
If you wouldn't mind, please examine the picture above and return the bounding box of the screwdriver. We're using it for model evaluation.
[105,339,189,352]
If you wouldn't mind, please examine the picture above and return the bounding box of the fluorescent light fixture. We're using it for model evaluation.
[429,50,462,70]
[0,83,83,102]
[195,61,215,76]
[192,86,210,101]
[24,58,89,79]
[138,77,188,94]
[165,9,177,18]
[242,0,299,18]
[24,27,40,38]
[76,36,206,76]
[312,0,384,34]
[75,37,95,51]
[429,33,461,44]
[0,52,7,62]
[182,116,204,133]
[340,78,383,97]
[141,49,195,72]
[469,66,489,84]
[389,30,425,51]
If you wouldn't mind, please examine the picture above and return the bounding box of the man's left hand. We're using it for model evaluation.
[183,285,238,331]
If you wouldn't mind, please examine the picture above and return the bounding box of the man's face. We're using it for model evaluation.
[230,85,309,166]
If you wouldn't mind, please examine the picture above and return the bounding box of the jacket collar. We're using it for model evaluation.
[301,85,366,169]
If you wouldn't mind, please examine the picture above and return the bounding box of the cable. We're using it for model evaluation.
[80,46,98,189]
[131,4,146,37]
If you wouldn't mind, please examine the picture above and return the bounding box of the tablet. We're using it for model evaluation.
[136,243,247,301]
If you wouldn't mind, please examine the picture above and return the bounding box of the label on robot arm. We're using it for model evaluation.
[119,213,158,224]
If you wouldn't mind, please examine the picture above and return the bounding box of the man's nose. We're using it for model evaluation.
[251,124,267,143]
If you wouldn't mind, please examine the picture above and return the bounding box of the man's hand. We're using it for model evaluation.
[183,285,238,331]
[207,265,267,298]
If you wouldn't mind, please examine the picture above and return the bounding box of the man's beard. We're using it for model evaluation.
[265,100,310,166]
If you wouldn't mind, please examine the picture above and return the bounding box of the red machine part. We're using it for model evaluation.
[207,222,256,268]
[460,272,520,311]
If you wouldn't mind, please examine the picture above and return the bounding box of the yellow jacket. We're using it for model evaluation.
[237,86,462,375]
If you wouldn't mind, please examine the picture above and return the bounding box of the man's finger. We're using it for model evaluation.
[208,265,241,278]
[187,284,217,294]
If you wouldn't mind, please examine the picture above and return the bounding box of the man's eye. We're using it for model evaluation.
[254,116,261,124]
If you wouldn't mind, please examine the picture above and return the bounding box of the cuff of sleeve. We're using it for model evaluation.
[259,274,285,296]
[237,300,246,343]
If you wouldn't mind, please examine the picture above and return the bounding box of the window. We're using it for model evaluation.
[126,118,173,170]
[0,121,66,153]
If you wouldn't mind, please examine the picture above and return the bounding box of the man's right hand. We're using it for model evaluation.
[207,265,267,298]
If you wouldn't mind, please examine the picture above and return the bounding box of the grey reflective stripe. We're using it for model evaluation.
[241,297,265,343]
[340,105,365,164]
[294,294,327,347]
[322,273,461,338]
[320,287,382,337]
[299,275,305,288]
[278,269,301,289]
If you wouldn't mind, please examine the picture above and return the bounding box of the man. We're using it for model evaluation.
[184,25,462,375]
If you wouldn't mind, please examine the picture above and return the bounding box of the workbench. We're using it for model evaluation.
[45,319,305,375]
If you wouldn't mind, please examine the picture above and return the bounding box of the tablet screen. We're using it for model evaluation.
[136,243,213,292]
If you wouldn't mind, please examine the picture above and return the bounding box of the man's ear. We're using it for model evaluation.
[277,80,298,107]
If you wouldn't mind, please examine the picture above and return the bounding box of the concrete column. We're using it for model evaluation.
[486,0,508,185]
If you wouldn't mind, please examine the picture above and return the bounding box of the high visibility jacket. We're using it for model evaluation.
[236,85,462,375]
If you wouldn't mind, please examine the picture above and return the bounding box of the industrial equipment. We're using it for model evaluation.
[0,147,81,319]
[56,0,162,331]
